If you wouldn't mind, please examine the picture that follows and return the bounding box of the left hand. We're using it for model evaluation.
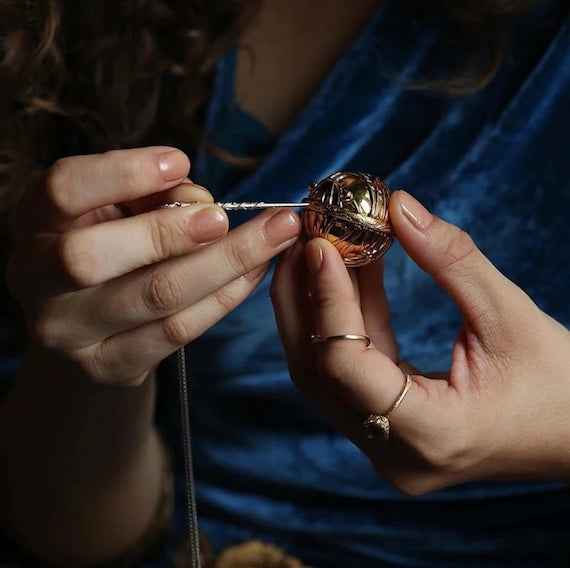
[270,190,570,495]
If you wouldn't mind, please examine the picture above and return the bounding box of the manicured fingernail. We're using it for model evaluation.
[192,206,228,243]
[158,150,189,182]
[398,191,432,230]
[305,241,323,276]
[264,210,301,247]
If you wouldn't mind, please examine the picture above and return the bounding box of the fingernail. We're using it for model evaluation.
[398,191,432,230]
[305,240,323,276]
[192,206,228,243]
[264,210,301,247]
[158,150,189,182]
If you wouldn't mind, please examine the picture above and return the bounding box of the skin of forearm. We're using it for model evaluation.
[0,345,163,565]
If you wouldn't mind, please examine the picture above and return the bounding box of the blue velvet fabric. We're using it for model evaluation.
[0,0,566,566]
[151,1,570,566]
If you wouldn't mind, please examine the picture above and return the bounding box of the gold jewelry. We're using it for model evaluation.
[302,171,393,266]
[362,374,412,441]
[310,333,371,348]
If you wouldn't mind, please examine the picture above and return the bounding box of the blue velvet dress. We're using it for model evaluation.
[152,1,570,566]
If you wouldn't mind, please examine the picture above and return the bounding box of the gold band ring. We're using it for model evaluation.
[362,374,412,441]
[310,333,371,348]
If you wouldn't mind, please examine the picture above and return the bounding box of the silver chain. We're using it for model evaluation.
[176,346,201,567]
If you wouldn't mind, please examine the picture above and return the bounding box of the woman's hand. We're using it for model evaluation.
[271,190,570,495]
[1,146,301,562]
[7,146,301,387]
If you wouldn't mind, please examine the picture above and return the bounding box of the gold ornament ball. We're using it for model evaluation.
[301,171,394,267]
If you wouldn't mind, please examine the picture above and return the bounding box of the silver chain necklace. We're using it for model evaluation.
[176,346,201,567]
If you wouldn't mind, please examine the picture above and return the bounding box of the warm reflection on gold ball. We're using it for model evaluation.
[301,171,393,266]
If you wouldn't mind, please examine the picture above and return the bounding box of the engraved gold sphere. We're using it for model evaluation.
[301,171,393,266]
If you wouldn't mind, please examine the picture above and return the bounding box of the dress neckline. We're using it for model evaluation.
[194,1,391,198]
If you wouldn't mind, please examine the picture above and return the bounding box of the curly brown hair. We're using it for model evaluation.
[0,0,538,220]
[0,1,262,214]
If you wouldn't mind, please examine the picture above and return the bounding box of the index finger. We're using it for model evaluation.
[389,190,531,345]
[31,146,190,229]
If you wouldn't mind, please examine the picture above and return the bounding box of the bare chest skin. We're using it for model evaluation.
[235,0,382,135]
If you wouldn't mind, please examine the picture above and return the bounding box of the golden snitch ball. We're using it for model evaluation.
[301,171,394,266]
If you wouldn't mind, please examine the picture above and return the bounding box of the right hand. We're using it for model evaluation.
[7,146,301,387]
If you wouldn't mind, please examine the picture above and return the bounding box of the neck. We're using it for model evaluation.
[235,0,382,134]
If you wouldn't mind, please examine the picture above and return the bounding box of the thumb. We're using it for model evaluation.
[389,190,529,343]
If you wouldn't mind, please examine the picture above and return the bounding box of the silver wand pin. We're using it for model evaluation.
[160,201,309,210]
[218,201,309,210]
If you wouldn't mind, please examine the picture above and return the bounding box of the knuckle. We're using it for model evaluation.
[316,353,359,388]
[223,238,257,277]
[56,232,98,288]
[438,227,477,274]
[148,217,174,261]
[44,158,76,214]
[79,349,118,386]
[161,314,192,348]
[28,308,77,352]
[212,284,239,314]
[147,211,196,260]
[412,431,469,473]
[85,344,147,387]
[28,315,59,349]
[105,150,160,191]
[142,269,184,315]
